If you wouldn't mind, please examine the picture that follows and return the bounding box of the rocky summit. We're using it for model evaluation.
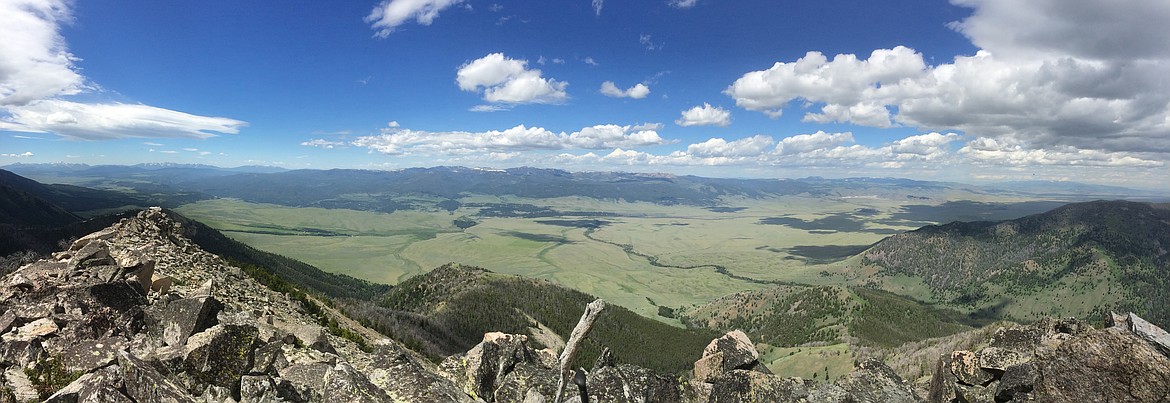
[929,315,1170,403]
[1,207,1169,403]
[0,208,467,402]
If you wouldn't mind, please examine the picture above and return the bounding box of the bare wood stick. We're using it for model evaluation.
[554,299,606,403]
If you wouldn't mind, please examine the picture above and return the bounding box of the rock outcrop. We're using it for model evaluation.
[928,315,1170,403]
[687,330,923,403]
[0,208,467,402]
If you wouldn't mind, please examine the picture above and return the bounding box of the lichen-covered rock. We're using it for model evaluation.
[947,351,995,387]
[1,208,442,401]
[320,362,393,402]
[587,364,680,403]
[59,336,124,373]
[1031,327,1170,402]
[44,364,130,403]
[368,346,475,403]
[149,296,222,347]
[695,330,762,381]
[182,323,260,394]
[700,370,814,403]
[837,359,924,403]
[119,350,196,403]
[440,332,534,401]
[3,366,41,402]
[993,362,1036,402]
[493,362,559,403]
[930,313,1170,403]
[974,347,1025,372]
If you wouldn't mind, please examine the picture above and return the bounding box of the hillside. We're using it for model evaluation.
[862,200,1170,324]
[0,168,153,213]
[0,184,78,227]
[341,263,720,374]
[684,284,974,348]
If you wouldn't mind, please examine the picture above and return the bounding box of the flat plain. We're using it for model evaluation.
[175,192,1056,321]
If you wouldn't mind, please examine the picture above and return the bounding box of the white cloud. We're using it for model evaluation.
[584,57,599,66]
[775,131,854,155]
[301,139,346,149]
[469,104,511,112]
[592,0,603,15]
[0,1,248,141]
[365,0,465,38]
[456,53,568,105]
[639,34,661,51]
[0,0,85,106]
[676,103,731,127]
[1,151,34,158]
[725,46,925,120]
[668,0,698,9]
[600,81,650,99]
[0,100,246,140]
[959,136,1163,167]
[725,1,1170,158]
[348,123,666,155]
[687,135,774,158]
[143,142,163,147]
[567,124,664,148]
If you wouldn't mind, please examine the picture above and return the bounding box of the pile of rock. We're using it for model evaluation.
[0,208,467,402]
[687,330,923,403]
[928,314,1170,403]
[435,332,680,403]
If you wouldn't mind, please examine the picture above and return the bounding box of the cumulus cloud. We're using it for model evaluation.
[0,100,246,140]
[725,46,925,120]
[725,1,1170,158]
[676,103,731,127]
[668,0,698,9]
[959,136,1163,167]
[365,0,465,38]
[1,151,34,158]
[456,53,568,105]
[545,131,963,170]
[334,122,666,155]
[775,131,854,155]
[687,135,774,158]
[600,81,650,99]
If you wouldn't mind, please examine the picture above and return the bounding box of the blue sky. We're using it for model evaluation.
[1,0,1168,190]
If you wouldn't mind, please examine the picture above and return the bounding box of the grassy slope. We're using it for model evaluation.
[345,263,720,374]
[684,284,973,348]
[862,200,1170,324]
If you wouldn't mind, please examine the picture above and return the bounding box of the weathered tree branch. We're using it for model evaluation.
[554,298,606,403]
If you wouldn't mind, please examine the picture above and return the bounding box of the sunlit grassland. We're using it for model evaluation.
[175,195,966,321]
[758,343,855,381]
